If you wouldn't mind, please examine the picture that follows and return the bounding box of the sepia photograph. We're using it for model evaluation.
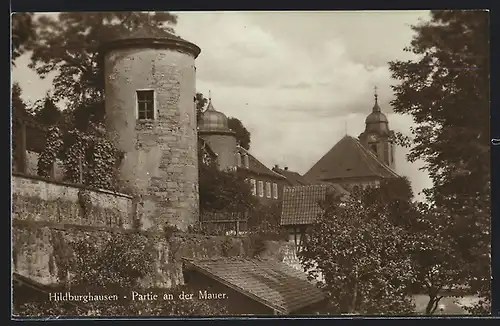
[11,10,490,318]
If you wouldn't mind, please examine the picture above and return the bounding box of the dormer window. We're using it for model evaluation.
[236,152,242,167]
[243,154,249,168]
[137,90,155,120]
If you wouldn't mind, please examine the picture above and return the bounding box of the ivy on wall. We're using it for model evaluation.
[37,123,121,192]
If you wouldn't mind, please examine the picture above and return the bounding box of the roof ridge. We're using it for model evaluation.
[304,136,348,178]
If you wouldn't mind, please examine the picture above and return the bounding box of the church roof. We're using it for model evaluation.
[304,135,399,182]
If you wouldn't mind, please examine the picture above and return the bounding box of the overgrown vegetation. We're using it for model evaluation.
[14,233,228,316]
[37,122,121,191]
[389,10,490,314]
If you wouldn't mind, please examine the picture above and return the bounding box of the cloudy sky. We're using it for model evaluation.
[12,11,433,200]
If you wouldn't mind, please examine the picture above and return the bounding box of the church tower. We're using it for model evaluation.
[358,87,396,170]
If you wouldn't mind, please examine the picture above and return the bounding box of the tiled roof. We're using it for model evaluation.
[272,167,309,186]
[304,135,399,182]
[236,147,287,180]
[281,184,349,226]
[182,257,326,314]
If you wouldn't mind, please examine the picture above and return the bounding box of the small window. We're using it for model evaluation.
[272,183,278,199]
[258,181,264,197]
[251,179,257,196]
[137,90,155,120]
[266,182,271,198]
[370,144,377,154]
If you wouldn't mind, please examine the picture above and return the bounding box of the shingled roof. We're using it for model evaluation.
[304,135,399,182]
[182,257,326,314]
[272,166,309,186]
[236,147,287,180]
[281,184,350,226]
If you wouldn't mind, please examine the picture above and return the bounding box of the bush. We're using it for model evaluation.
[14,233,228,317]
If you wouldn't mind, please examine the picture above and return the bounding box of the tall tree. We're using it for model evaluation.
[11,82,27,117]
[11,12,36,64]
[28,12,177,109]
[300,190,416,315]
[228,117,251,150]
[198,161,258,214]
[389,10,490,312]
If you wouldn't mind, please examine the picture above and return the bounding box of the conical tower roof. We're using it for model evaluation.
[100,21,201,58]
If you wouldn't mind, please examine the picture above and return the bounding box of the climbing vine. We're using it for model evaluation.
[37,122,120,191]
[37,126,63,177]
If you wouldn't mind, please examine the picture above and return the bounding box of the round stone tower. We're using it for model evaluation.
[100,24,201,231]
[198,95,238,171]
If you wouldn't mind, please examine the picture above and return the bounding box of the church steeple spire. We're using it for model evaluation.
[372,86,381,113]
[206,90,215,111]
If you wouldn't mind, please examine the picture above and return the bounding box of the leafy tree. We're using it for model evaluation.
[389,10,490,312]
[14,233,227,316]
[11,82,28,117]
[28,12,177,109]
[406,203,466,315]
[38,123,120,191]
[228,117,251,150]
[32,95,62,126]
[198,161,258,214]
[11,12,36,64]
[247,202,284,237]
[300,190,416,315]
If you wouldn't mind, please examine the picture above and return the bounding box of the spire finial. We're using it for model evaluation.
[209,90,211,101]
[374,85,378,102]
[344,120,348,135]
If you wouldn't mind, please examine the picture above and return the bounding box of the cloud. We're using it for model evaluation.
[12,11,432,200]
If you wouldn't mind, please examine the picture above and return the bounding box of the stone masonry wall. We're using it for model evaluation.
[11,174,297,290]
[104,47,198,232]
[12,174,134,228]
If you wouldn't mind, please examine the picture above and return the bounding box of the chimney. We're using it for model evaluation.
[284,167,288,171]
[274,164,279,169]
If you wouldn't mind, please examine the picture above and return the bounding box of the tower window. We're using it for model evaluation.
[370,144,377,154]
[137,90,155,120]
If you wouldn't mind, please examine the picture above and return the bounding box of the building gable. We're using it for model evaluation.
[304,135,399,183]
